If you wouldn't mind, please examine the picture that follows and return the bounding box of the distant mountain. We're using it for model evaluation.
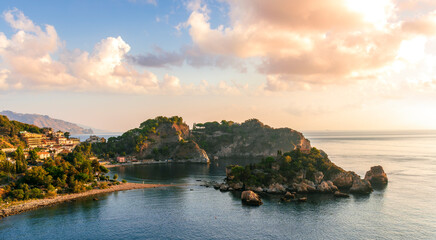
[0,111,93,134]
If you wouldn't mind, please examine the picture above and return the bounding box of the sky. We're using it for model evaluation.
[0,0,436,132]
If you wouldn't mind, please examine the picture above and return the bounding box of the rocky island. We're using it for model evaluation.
[214,148,388,205]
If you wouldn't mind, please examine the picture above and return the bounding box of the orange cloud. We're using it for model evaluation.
[183,0,436,90]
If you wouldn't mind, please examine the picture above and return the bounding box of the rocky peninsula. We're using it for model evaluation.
[91,116,209,163]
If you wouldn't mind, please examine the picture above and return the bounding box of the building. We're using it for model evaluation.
[57,137,67,145]
[37,152,51,159]
[20,131,43,147]
[54,131,64,138]
[116,157,126,163]
[86,135,106,143]
[42,139,57,147]
[70,138,81,145]
[1,148,17,153]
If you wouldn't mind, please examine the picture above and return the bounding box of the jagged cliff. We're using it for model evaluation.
[0,111,93,134]
[191,119,311,158]
[91,116,209,163]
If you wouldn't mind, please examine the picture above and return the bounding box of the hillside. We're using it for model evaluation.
[91,116,209,163]
[0,115,42,148]
[0,111,93,134]
[191,119,311,158]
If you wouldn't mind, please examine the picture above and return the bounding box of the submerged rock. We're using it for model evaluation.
[334,191,350,198]
[241,191,263,206]
[365,165,388,188]
[281,191,296,202]
[219,183,229,192]
[213,183,221,190]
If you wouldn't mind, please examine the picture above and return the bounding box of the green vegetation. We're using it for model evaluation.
[91,116,184,158]
[0,115,42,148]
[0,143,110,202]
[192,120,239,153]
[227,148,344,187]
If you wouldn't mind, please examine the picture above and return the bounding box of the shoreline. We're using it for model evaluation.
[0,182,179,219]
[103,160,210,168]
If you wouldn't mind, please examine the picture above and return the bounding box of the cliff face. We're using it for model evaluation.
[92,116,209,163]
[138,122,208,163]
[192,119,311,158]
[0,111,93,134]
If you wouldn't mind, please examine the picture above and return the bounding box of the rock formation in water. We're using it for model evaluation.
[191,119,311,158]
[365,165,388,188]
[218,148,388,200]
[241,190,263,206]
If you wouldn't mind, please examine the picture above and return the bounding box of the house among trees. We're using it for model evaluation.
[116,156,126,163]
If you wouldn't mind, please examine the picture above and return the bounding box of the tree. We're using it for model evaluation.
[0,150,5,161]
[29,149,39,165]
[64,132,70,139]
[24,166,52,187]
[15,146,27,173]
[113,174,118,180]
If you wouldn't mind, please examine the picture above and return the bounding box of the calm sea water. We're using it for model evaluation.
[71,133,122,142]
[1,131,436,239]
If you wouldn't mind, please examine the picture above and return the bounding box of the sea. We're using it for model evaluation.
[1,130,435,240]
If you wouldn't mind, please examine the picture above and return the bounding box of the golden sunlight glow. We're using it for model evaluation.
[345,0,393,27]
[397,36,427,63]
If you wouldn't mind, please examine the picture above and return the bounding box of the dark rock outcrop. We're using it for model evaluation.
[365,165,388,188]
[334,191,350,198]
[241,191,263,206]
[281,191,296,202]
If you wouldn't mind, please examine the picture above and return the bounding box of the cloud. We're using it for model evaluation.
[181,0,436,91]
[127,45,247,72]
[128,0,157,6]
[0,10,159,93]
[0,9,243,95]
[127,46,184,68]
[401,11,436,35]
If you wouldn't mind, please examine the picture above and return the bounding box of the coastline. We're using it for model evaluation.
[0,182,179,219]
